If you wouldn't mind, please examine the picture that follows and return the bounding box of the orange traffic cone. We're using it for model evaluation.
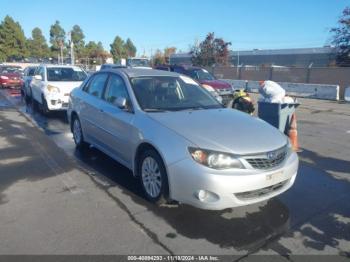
[288,113,300,152]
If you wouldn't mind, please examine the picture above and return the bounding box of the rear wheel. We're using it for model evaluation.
[72,116,89,149]
[138,149,169,205]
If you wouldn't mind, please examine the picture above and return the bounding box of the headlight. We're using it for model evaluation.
[47,85,60,94]
[188,147,244,169]
[0,75,9,80]
[202,84,215,92]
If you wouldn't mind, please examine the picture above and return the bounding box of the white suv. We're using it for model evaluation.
[29,64,87,113]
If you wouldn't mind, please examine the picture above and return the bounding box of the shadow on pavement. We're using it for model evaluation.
[300,148,350,176]
[0,103,74,206]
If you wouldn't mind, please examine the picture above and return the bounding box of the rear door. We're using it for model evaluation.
[79,73,109,146]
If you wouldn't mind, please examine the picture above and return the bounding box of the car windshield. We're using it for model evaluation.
[127,59,150,67]
[0,66,22,74]
[46,67,87,81]
[130,75,223,112]
[188,69,215,81]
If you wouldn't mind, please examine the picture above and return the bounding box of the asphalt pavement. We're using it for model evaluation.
[0,90,349,261]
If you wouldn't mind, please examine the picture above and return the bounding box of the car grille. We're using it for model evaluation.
[244,146,288,170]
[235,179,289,200]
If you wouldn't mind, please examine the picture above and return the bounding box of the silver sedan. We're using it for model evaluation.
[67,68,298,210]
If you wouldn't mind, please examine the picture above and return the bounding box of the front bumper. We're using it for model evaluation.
[168,151,298,210]
[44,92,70,111]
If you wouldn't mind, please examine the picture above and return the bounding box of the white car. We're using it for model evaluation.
[29,64,87,113]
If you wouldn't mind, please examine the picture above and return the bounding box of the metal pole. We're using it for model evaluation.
[68,31,74,65]
[236,50,240,78]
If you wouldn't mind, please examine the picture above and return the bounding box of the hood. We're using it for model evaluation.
[148,109,287,155]
[47,81,83,94]
[199,80,231,90]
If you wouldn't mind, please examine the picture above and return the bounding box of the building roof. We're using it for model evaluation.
[230,47,337,56]
[170,47,337,58]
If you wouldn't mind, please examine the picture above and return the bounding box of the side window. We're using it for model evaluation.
[86,73,108,98]
[39,67,45,80]
[34,67,40,76]
[28,68,36,76]
[103,74,129,104]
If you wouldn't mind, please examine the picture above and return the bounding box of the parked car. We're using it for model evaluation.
[22,66,37,99]
[155,65,233,105]
[126,58,152,69]
[0,65,24,89]
[68,68,299,210]
[30,64,88,113]
[100,64,127,70]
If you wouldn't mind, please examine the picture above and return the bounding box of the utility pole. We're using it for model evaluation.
[236,50,240,78]
[67,31,74,65]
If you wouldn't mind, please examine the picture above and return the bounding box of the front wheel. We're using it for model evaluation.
[138,150,169,205]
[41,96,50,115]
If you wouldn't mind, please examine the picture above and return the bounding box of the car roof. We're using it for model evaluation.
[107,68,181,78]
[39,64,82,69]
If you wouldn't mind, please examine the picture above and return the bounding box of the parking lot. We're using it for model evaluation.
[0,88,349,260]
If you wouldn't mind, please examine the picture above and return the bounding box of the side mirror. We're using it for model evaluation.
[115,97,127,109]
[34,75,42,81]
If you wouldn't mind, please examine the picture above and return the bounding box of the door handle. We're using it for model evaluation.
[99,109,104,113]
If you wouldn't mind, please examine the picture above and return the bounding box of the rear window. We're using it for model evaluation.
[0,66,22,74]
[46,67,87,82]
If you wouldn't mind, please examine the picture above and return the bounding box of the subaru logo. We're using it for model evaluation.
[266,151,277,160]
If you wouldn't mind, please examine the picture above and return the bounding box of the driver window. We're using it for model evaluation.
[103,74,129,104]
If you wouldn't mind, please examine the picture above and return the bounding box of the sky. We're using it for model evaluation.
[0,0,348,56]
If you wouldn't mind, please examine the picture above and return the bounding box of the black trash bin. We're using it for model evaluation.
[258,102,300,134]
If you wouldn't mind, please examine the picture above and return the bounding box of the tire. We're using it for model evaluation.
[24,86,31,103]
[72,116,89,150]
[41,95,50,115]
[138,149,169,205]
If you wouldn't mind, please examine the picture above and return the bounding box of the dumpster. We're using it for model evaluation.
[258,102,299,134]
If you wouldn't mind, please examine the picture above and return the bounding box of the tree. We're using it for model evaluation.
[164,47,176,63]
[190,32,231,66]
[124,38,137,57]
[50,20,65,58]
[27,27,50,59]
[110,36,127,61]
[81,41,110,64]
[151,47,177,65]
[152,49,166,65]
[331,6,350,66]
[0,15,28,61]
[71,25,85,58]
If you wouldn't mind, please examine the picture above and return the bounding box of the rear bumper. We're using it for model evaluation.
[0,80,23,87]
[168,151,298,210]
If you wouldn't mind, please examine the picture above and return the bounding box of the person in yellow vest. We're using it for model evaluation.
[229,89,255,115]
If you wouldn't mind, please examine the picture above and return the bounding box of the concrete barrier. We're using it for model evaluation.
[345,87,350,102]
[221,79,340,101]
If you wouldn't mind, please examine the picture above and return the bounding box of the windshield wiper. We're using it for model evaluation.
[143,108,168,112]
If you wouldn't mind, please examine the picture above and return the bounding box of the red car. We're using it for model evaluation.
[155,64,233,105]
[0,65,24,89]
